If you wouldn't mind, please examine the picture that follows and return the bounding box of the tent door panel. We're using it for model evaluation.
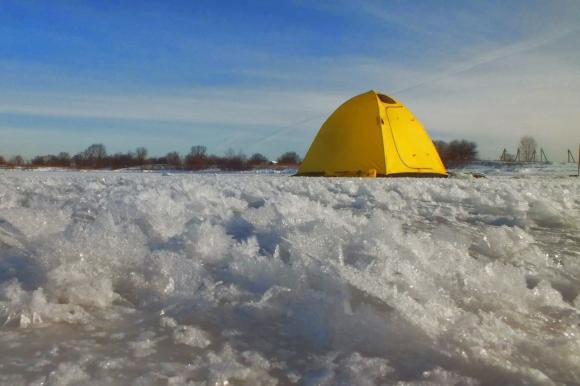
[386,107,435,169]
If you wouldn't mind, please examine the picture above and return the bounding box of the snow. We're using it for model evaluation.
[0,165,579,385]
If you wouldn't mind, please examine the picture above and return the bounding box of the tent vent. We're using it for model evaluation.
[377,94,396,104]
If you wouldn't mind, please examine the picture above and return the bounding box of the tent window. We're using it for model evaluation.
[378,94,396,104]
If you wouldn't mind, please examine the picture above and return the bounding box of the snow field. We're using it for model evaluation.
[0,171,579,385]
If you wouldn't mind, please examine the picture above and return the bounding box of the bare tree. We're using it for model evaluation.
[57,152,71,167]
[433,139,478,167]
[165,151,181,168]
[248,153,269,167]
[519,136,537,162]
[190,145,207,158]
[135,147,148,164]
[10,155,25,166]
[219,148,248,171]
[185,145,209,170]
[277,151,301,165]
[84,143,107,160]
[80,143,108,168]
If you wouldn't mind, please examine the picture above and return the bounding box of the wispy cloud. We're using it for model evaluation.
[0,89,339,127]
[1,0,579,160]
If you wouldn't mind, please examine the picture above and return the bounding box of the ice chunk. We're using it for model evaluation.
[0,170,578,385]
[44,362,89,386]
[172,324,211,348]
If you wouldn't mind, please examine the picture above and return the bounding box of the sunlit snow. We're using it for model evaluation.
[0,165,579,385]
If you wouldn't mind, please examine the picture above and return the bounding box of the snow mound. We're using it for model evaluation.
[0,170,579,385]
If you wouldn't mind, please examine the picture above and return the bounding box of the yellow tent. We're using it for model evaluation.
[297,90,447,177]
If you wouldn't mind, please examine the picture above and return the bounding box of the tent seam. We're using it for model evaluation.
[374,92,388,174]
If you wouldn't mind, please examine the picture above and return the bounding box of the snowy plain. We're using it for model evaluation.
[0,164,579,386]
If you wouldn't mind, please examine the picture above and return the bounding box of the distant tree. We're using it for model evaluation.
[185,145,208,170]
[79,143,108,168]
[190,145,207,158]
[29,152,72,168]
[135,147,148,164]
[31,155,54,166]
[57,152,71,167]
[277,151,301,165]
[146,156,164,165]
[165,151,182,168]
[84,143,107,160]
[0,155,5,165]
[448,140,477,163]
[110,152,135,169]
[434,139,478,168]
[71,153,82,168]
[248,153,269,167]
[10,155,25,166]
[30,156,42,166]
[218,149,249,171]
[519,136,537,162]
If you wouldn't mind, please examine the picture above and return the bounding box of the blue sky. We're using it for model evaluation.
[1,0,579,160]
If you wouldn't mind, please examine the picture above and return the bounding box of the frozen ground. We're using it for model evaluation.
[0,165,579,386]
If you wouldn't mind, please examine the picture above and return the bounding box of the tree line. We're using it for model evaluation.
[0,144,302,171]
[433,139,478,167]
[0,139,478,170]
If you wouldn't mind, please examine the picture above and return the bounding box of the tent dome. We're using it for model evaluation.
[297,90,447,177]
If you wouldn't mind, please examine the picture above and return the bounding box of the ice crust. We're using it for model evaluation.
[0,169,579,385]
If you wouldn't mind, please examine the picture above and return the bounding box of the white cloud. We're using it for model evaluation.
[0,89,340,128]
[2,1,579,160]
[406,45,580,159]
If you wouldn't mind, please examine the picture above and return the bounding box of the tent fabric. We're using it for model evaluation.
[297,90,447,177]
